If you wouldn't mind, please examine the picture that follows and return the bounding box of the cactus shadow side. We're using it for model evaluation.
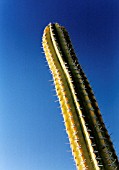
[42,23,119,170]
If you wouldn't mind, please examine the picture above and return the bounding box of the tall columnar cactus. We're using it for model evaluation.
[42,23,119,170]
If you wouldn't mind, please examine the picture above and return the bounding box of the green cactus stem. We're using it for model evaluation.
[42,23,119,170]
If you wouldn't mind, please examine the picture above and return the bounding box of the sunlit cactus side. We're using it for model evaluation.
[42,23,119,170]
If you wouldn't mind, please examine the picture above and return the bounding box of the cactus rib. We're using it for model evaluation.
[42,23,119,170]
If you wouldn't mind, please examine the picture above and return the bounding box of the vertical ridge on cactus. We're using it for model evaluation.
[42,23,119,170]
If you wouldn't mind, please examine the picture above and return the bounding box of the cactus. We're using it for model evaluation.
[42,23,119,170]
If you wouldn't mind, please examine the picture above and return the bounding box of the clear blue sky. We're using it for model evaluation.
[0,0,119,170]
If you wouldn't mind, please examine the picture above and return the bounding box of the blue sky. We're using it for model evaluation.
[0,0,119,170]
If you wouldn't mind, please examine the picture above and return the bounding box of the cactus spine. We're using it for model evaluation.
[42,23,119,170]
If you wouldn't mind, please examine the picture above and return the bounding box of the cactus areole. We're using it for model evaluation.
[42,23,119,170]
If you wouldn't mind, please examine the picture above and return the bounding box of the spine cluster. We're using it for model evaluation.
[42,23,119,170]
